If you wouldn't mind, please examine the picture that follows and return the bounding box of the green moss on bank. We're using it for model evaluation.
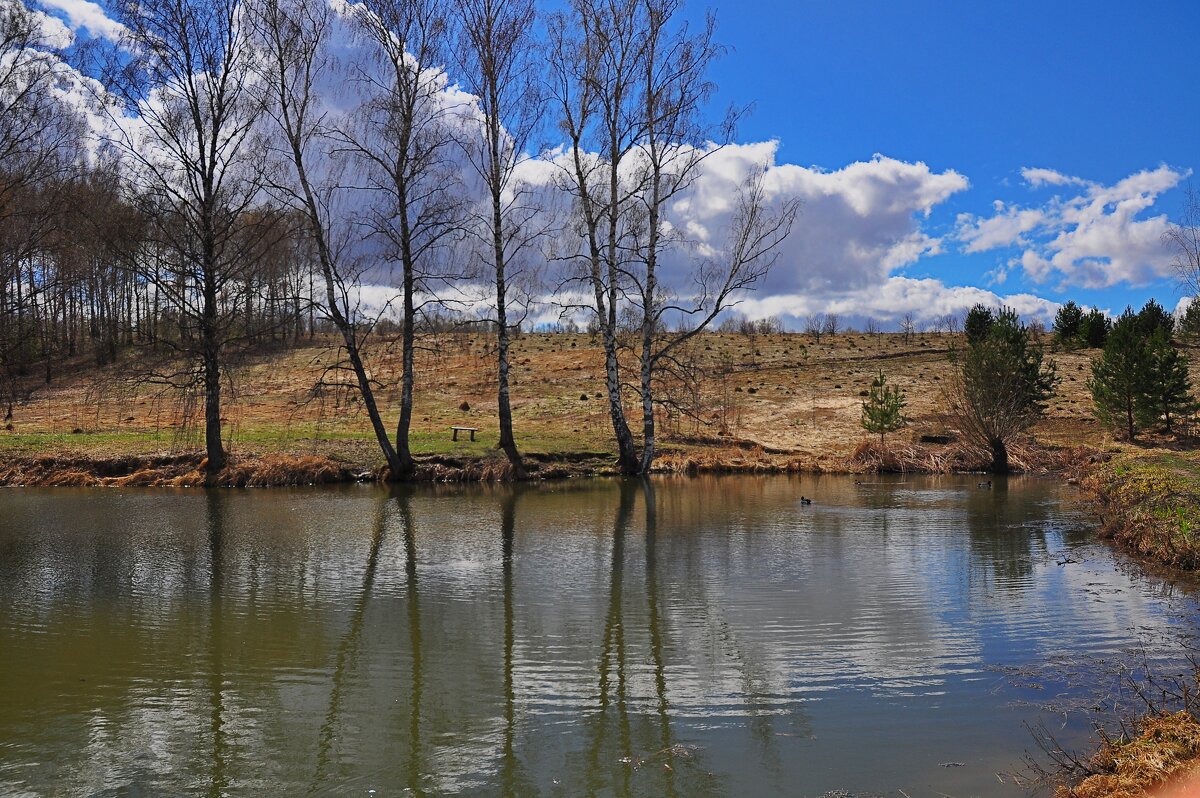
[1086,450,1200,569]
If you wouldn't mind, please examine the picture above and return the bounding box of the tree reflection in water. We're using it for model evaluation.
[399,489,424,795]
[206,490,228,798]
[309,491,390,793]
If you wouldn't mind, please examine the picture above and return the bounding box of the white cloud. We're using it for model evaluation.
[957,204,1045,253]
[659,146,970,296]
[36,0,124,42]
[1020,167,1087,188]
[726,277,1061,330]
[957,166,1189,289]
[28,6,74,47]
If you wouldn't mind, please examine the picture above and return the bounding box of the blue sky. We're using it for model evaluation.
[35,0,1200,328]
[700,0,1200,319]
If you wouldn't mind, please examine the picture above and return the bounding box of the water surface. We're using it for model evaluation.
[1,475,1198,797]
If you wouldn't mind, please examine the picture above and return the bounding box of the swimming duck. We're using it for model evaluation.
[800,496,812,505]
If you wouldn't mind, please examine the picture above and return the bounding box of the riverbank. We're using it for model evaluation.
[1051,449,1200,798]
[1056,711,1200,798]
[0,433,1104,487]
[1083,449,1200,570]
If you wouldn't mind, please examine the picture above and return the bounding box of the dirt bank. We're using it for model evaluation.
[1083,450,1200,570]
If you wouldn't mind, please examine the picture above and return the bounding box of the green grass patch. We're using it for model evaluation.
[1089,450,1200,569]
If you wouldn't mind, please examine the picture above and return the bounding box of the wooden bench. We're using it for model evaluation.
[451,426,479,442]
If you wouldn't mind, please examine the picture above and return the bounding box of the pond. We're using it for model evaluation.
[1,475,1198,797]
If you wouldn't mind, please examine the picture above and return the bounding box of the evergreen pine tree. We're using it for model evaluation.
[1080,308,1110,348]
[950,307,1057,473]
[1089,309,1153,440]
[964,304,994,346]
[1136,298,1175,339]
[1146,330,1196,432]
[861,370,907,443]
[1053,301,1084,348]
[1181,297,1200,341]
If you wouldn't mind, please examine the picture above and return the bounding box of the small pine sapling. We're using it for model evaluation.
[861,370,908,444]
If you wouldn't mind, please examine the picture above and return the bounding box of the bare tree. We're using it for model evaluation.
[1165,185,1200,298]
[549,0,794,474]
[821,312,839,337]
[634,170,796,471]
[344,0,465,478]
[900,312,916,344]
[546,0,645,474]
[106,0,269,473]
[252,0,409,476]
[803,312,823,342]
[453,0,543,474]
[0,0,86,411]
[625,0,756,474]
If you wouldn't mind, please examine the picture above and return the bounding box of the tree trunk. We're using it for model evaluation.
[202,341,225,474]
[393,242,417,480]
[492,183,523,475]
[990,437,1008,475]
[602,324,639,475]
[288,121,402,478]
[201,258,226,475]
[638,321,655,476]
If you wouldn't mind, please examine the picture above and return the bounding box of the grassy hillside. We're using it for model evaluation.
[3,329,1195,474]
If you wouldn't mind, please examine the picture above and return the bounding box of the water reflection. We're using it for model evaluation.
[207,490,228,798]
[500,488,522,798]
[310,492,388,792]
[0,476,1198,797]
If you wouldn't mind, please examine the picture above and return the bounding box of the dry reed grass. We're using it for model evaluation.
[1056,712,1200,798]
[651,445,810,475]
[850,438,1096,475]
[0,454,357,487]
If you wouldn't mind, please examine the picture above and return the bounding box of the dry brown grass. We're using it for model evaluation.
[0,453,358,487]
[2,332,1195,479]
[651,445,810,475]
[850,437,1099,475]
[1057,712,1200,798]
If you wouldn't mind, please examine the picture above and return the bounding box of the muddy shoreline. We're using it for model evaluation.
[0,436,1101,488]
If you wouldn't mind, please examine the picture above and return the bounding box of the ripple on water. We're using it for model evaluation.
[0,476,1199,798]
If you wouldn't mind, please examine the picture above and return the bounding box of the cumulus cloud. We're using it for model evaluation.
[730,277,1061,331]
[957,165,1189,289]
[621,144,970,296]
[503,143,977,326]
[1020,167,1086,188]
[27,5,74,47]
[752,148,969,293]
[36,0,124,42]
[958,203,1046,253]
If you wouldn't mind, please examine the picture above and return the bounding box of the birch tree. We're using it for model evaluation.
[549,0,795,474]
[252,0,407,476]
[453,0,542,473]
[344,0,465,478]
[625,0,795,473]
